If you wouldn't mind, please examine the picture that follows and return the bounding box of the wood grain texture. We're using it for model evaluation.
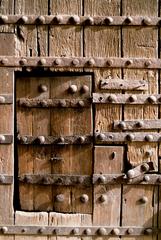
[0,0,14,33]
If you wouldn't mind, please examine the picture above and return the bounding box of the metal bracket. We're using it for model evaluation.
[18,98,91,108]
[19,174,91,186]
[0,225,157,236]
[126,162,154,179]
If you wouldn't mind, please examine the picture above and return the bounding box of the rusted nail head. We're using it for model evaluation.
[127,228,134,234]
[129,94,137,102]
[98,175,106,184]
[98,227,107,235]
[125,16,133,24]
[38,58,46,65]
[140,196,148,204]
[68,84,78,93]
[0,135,5,142]
[145,134,153,142]
[0,96,5,103]
[87,58,95,66]
[72,59,79,66]
[39,84,48,93]
[59,100,66,107]
[72,228,79,235]
[147,96,156,104]
[85,16,94,25]
[84,228,91,235]
[1,227,8,234]
[99,194,107,203]
[104,17,113,24]
[80,194,89,203]
[70,15,80,24]
[142,17,152,25]
[143,175,150,182]
[36,16,45,24]
[118,121,126,129]
[37,136,45,144]
[55,194,64,202]
[112,228,120,235]
[21,16,28,24]
[126,133,135,141]
[127,169,135,179]
[81,85,89,94]
[54,58,62,65]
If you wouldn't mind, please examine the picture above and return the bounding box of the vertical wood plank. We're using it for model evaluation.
[0,0,14,33]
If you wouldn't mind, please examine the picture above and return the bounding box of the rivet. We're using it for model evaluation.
[80,194,89,203]
[0,175,5,183]
[126,59,133,66]
[1,58,8,65]
[72,59,79,66]
[0,15,8,23]
[72,228,79,235]
[118,121,126,129]
[106,59,113,66]
[85,16,94,25]
[21,16,28,24]
[77,176,84,184]
[0,96,5,103]
[97,227,106,235]
[19,58,27,65]
[68,84,78,93]
[54,15,63,24]
[142,17,152,25]
[98,175,106,184]
[97,133,105,141]
[38,84,48,93]
[84,228,91,235]
[143,175,150,182]
[38,58,46,65]
[126,134,135,141]
[140,196,148,204]
[42,176,48,184]
[58,136,65,143]
[37,136,45,144]
[36,16,45,24]
[81,85,89,94]
[144,228,153,235]
[59,100,66,107]
[21,228,27,233]
[41,100,48,107]
[158,177,161,183]
[127,228,134,234]
[144,60,151,67]
[87,58,95,66]
[127,169,135,179]
[78,100,85,107]
[104,17,113,25]
[0,135,5,142]
[128,94,137,102]
[55,194,64,202]
[70,15,80,24]
[147,96,156,104]
[145,134,153,142]
[112,228,120,235]
[77,136,85,144]
[25,175,32,184]
[141,163,150,172]
[145,150,153,157]
[107,94,117,103]
[125,16,133,24]
[54,58,62,65]
[111,151,116,159]
[99,194,107,203]
[136,121,144,128]
[38,227,45,234]
[1,227,8,234]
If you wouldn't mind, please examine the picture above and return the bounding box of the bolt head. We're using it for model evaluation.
[77,136,85,144]
[141,163,150,172]
[140,196,148,204]
[72,59,79,66]
[81,85,89,94]
[129,94,137,103]
[55,194,64,202]
[144,228,153,235]
[54,58,62,65]
[125,16,133,24]
[59,100,66,107]
[0,135,5,142]
[37,136,45,144]
[0,15,8,23]
[39,84,48,93]
[68,84,78,93]
[126,134,135,141]
[1,227,8,234]
[70,15,80,24]
[112,228,120,235]
[19,58,27,65]
[98,227,106,235]
[107,94,117,102]
[144,60,151,67]
[80,194,89,203]
[98,175,106,184]
[1,58,8,65]
[38,227,46,234]
[72,228,79,235]
[148,96,156,103]
[142,17,152,25]
[87,58,95,66]
[136,121,144,128]
[127,169,135,179]
[0,96,5,103]
[104,17,113,24]
[78,100,85,107]
[85,17,94,25]
[54,15,63,23]
[84,228,91,235]
[145,134,153,142]
[127,228,134,234]
[99,194,107,203]
[36,16,45,24]
[97,133,105,141]
[118,121,126,129]
[58,136,65,143]
[38,58,46,65]
[143,175,150,182]
[126,59,133,66]
[21,16,28,24]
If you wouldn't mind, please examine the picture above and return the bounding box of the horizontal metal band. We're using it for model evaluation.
[0,226,157,236]
[0,15,160,26]
[114,119,161,130]
[0,94,12,104]
[0,135,13,144]
[93,93,161,104]
[93,174,161,185]
[95,132,161,142]
[17,135,92,145]
[18,98,91,108]
[100,79,148,91]
[19,174,91,186]
[0,56,161,69]
[0,175,13,184]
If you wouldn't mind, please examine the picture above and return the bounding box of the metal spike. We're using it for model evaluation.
[144,60,151,67]
[0,15,8,23]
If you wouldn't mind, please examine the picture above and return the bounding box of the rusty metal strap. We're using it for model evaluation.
[19,174,91,186]
[0,94,12,104]
[0,226,157,236]
[0,175,13,184]
[95,132,161,143]
[18,135,92,145]
[18,98,91,108]
[0,56,160,69]
[114,119,161,130]
[0,135,13,144]
[93,93,161,105]
[0,15,160,26]
[93,174,161,185]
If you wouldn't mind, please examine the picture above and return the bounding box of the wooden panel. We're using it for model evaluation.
[0,0,14,33]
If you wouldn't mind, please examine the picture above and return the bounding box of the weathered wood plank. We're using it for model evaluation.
[0,0,14,33]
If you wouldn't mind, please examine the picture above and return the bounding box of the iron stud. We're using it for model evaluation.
[37,136,45,144]
[145,150,153,157]
[97,133,105,141]
[54,58,62,65]
[41,100,48,107]
[143,175,150,182]
[99,194,107,203]
[136,121,144,128]
[59,100,66,107]
[72,59,79,66]
[85,16,94,25]
[145,134,153,142]
[129,94,137,102]
[141,163,150,172]
[1,227,8,234]
[77,176,84,184]
[142,17,152,25]
[72,228,79,235]
[21,228,27,233]
[106,59,113,66]
[118,121,126,129]
[158,177,161,183]
[0,96,5,103]
[144,60,151,67]
[38,227,45,234]
[54,15,63,24]
[125,16,133,24]
[58,136,65,143]
[78,100,85,107]
[127,228,134,234]
[55,194,64,202]
[140,196,148,204]
[36,16,45,24]
[126,59,133,66]
[126,133,135,141]
[97,227,106,235]
[0,135,5,142]
[104,17,113,24]
[1,58,8,65]
[21,16,28,24]
[19,58,27,65]
[87,58,95,66]
[127,169,135,179]
[112,228,120,235]
[144,228,153,235]
[80,194,89,203]
[78,136,85,144]
[111,151,116,159]
[81,85,89,94]
[70,15,80,24]
[107,94,117,102]
[98,175,106,184]
[68,84,78,94]
[84,228,91,235]
[0,15,8,23]
[147,96,156,104]
[38,58,46,65]
[38,84,48,93]
[0,175,5,183]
